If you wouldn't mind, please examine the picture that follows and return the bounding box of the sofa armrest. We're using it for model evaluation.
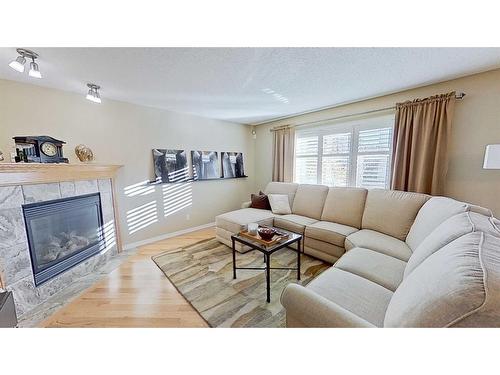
[241,201,252,209]
[281,284,375,328]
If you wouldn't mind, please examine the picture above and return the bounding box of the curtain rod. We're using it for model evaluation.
[270,92,466,132]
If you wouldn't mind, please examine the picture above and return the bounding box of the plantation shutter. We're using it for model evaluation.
[295,135,319,184]
[294,113,394,188]
[356,127,392,189]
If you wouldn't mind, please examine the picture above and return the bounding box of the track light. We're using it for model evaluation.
[8,48,42,78]
[86,83,101,103]
[28,58,42,78]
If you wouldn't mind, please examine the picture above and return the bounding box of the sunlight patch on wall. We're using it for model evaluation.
[163,181,193,217]
[126,200,159,234]
[99,219,117,254]
[124,180,156,197]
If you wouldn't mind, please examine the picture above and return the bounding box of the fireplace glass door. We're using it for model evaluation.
[23,193,104,286]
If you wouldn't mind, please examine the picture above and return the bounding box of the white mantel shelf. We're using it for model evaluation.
[0,163,122,186]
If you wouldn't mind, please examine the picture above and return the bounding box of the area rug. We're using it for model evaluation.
[152,238,329,327]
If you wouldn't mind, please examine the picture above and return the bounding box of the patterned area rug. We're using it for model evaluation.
[152,238,329,327]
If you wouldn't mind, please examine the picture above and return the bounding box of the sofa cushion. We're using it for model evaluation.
[345,229,412,262]
[263,182,298,207]
[291,184,329,220]
[307,268,393,327]
[404,212,474,278]
[469,204,493,217]
[305,221,358,247]
[215,208,275,234]
[362,189,430,241]
[274,214,317,234]
[268,194,292,214]
[406,196,469,250]
[250,191,271,210]
[405,211,500,278]
[304,237,345,262]
[384,232,489,327]
[321,187,368,228]
[335,248,406,292]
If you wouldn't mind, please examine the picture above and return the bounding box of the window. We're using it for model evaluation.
[294,114,394,189]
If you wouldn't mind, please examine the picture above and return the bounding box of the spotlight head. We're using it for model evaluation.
[9,55,26,73]
[28,60,42,78]
[86,83,102,103]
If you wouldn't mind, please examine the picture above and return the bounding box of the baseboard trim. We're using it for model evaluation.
[123,222,215,250]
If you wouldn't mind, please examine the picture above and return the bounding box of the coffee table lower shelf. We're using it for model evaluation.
[231,230,302,303]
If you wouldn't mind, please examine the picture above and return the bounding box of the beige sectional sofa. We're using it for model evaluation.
[215,182,500,327]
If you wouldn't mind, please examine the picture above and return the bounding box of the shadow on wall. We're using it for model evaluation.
[124,166,193,235]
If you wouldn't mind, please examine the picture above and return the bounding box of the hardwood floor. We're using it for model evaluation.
[40,228,214,327]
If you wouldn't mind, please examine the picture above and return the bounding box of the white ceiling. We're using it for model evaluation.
[1,47,500,124]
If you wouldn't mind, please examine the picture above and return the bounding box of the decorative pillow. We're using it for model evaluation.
[268,194,292,215]
[250,191,271,210]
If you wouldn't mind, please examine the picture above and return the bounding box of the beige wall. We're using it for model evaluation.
[254,69,500,217]
[0,79,255,247]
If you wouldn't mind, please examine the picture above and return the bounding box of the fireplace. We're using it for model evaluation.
[22,193,105,286]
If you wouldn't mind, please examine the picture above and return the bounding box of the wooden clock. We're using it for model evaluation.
[13,136,69,163]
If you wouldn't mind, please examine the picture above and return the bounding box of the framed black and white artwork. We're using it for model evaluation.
[191,150,220,180]
[152,149,189,183]
[221,152,245,178]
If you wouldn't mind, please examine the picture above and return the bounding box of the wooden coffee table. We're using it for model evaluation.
[231,227,302,303]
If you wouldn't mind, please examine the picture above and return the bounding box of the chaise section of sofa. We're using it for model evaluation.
[215,182,298,252]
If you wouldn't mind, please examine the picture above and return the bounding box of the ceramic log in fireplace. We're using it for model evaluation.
[22,193,105,286]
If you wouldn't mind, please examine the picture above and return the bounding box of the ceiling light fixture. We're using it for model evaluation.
[9,48,42,78]
[86,83,102,103]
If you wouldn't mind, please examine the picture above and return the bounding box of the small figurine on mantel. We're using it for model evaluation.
[75,144,94,163]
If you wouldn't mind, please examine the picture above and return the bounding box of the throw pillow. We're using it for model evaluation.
[268,194,292,214]
[250,191,271,210]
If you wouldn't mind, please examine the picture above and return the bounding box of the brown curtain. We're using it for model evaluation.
[391,92,456,195]
[272,127,295,182]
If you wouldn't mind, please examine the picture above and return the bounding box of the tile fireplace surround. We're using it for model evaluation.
[0,163,122,322]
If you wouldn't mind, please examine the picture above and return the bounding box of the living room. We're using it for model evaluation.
[2,1,500,373]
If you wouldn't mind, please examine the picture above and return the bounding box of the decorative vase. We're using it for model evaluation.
[75,144,94,162]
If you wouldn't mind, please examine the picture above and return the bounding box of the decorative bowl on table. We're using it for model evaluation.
[258,227,276,241]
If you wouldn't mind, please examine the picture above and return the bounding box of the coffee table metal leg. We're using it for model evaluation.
[232,238,236,279]
[297,238,301,281]
[266,253,270,303]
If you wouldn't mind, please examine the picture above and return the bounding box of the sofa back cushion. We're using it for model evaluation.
[361,189,430,241]
[321,187,368,228]
[263,182,298,207]
[406,197,469,250]
[385,232,486,327]
[292,184,329,220]
[404,212,474,278]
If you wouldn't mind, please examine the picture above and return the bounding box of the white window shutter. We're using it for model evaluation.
[295,115,394,188]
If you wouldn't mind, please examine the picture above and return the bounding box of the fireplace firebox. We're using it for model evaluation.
[22,193,105,286]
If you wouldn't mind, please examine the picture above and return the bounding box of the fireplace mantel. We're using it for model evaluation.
[0,163,122,186]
